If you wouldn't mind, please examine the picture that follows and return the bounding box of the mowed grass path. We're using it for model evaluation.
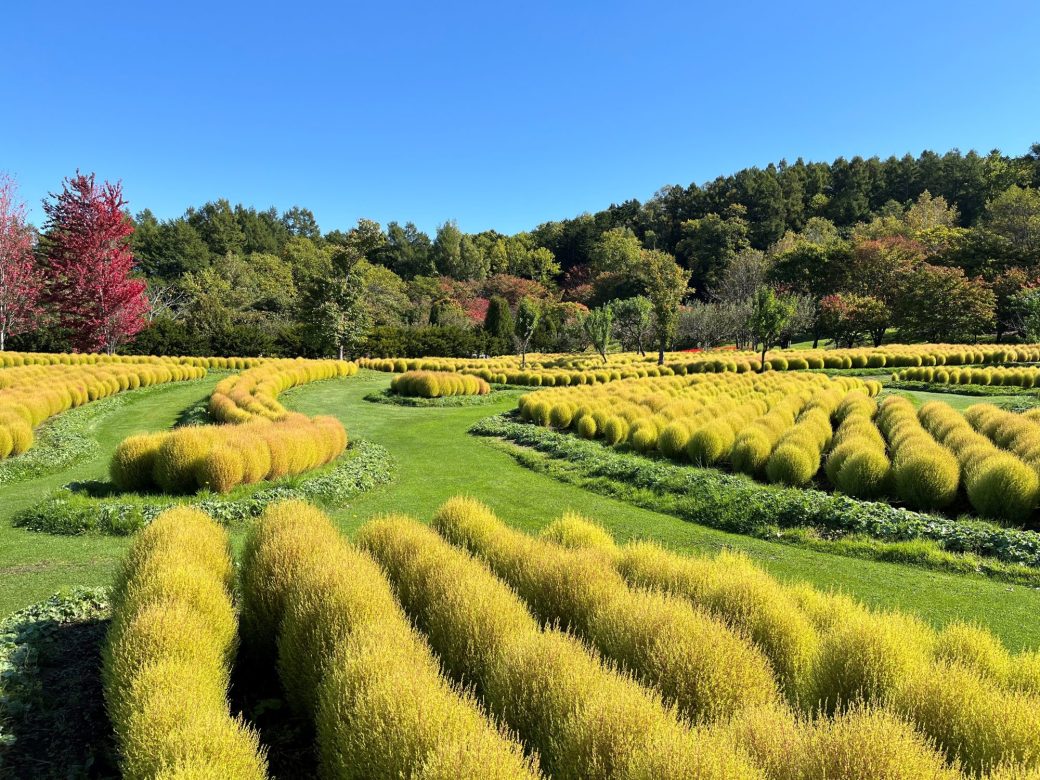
[0,375,222,614]
[2,369,1039,650]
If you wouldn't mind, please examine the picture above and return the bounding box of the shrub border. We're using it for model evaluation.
[13,438,394,536]
[0,379,213,486]
[470,414,1040,578]
[884,380,1038,397]
[363,387,522,408]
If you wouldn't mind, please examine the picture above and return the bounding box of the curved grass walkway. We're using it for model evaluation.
[0,375,222,615]
[2,369,1039,650]
[294,371,1040,651]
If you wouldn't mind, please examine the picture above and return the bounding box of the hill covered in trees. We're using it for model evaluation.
[6,145,1040,358]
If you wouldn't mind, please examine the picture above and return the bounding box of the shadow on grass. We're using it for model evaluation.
[0,589,118,779]
[230,651,317,779]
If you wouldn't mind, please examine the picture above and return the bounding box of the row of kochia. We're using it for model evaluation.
[105,497,1038,779]
[519,372,1040,523]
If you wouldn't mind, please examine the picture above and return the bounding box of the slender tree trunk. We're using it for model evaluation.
[1,327,4,351]
[760,345,767,373]
[339,343,344,360]
[657,335,665,366]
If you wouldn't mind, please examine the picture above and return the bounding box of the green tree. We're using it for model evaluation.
[378,221,434,279]
[281,205,321,240]
[303,261,372,359]
[583,304,613,362]
[186,199,245,259]
[639,249,691,364]
[458,235,490,280]
[484,295,514,354]
[357,260,409,327]
[749,287,795,371]
[589,227,642,275]
[984,185,1040,261]
[893,264,996,342]
[1012,287,1040,341]
[432,221,464,278]
[675,207,750,294]
[514,296,540,368]
[611,295,653,354]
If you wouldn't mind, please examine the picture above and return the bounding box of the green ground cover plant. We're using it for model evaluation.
[471,414,1040,582]
[15,439,393,535]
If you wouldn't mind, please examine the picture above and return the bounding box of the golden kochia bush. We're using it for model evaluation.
[356,515,763,780]
[111,358,354,494]
[720,703,962,780]
[922,402,1039,522]
[516,367,1040,523]
[825,392,891,499]
[0,350,265,370]
[112,415,347,494]
[892,662,1040,775]
[238,501,538,780]
[614,539,820,706]
[432,496,780,724]
[102,507,266,780]
[207,359,356,423]
[898,365,1040,388]
[548,511,1040,774]
[517,372,876,489]
[390,370,491,398]
[362,343,1040,387]
[0,362,206,460]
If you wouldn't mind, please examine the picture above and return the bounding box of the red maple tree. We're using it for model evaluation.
[0,174,42,351]
[42,172,148,353]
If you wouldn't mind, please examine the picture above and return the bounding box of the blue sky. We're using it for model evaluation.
[4,0,1039,236]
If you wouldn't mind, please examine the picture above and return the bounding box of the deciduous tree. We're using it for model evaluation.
[0,175,42,351]
[749,287,795,370]
[42,172,148,353]
[640,249,691,364]
[583,304,613,362]
[612,295,652,354]
[893,264,995,342]
[514,296,540,368]
[818,293,890,348]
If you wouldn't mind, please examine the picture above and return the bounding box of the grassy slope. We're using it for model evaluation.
[1,369,1038,650]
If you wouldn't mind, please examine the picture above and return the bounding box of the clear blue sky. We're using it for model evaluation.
[4,0,1039,236]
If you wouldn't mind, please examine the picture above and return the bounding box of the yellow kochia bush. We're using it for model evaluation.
[921,402,1039,522]
[520,372,875,487]
[432,497,781,724]
[0,350,265,370]
[238,501,538,780]
[102,507,267,779]
[111,359,354,494]
[362,343,1040,387]
[899,365,1040,389]
[357,514,763,780]
[390,370,490,397]
[545,511,1040,774]
[877,396,960,510]
[0,362,206,460]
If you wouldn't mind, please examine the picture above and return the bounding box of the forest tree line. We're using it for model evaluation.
[2,145,1040,359]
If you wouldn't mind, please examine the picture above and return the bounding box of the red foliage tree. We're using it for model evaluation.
[42,172,148,353]
[0,174,42,351]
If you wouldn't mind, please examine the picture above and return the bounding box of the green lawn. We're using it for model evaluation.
[3,369,1039,650]
[886,387,1021,410]
[0,376,222,615]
